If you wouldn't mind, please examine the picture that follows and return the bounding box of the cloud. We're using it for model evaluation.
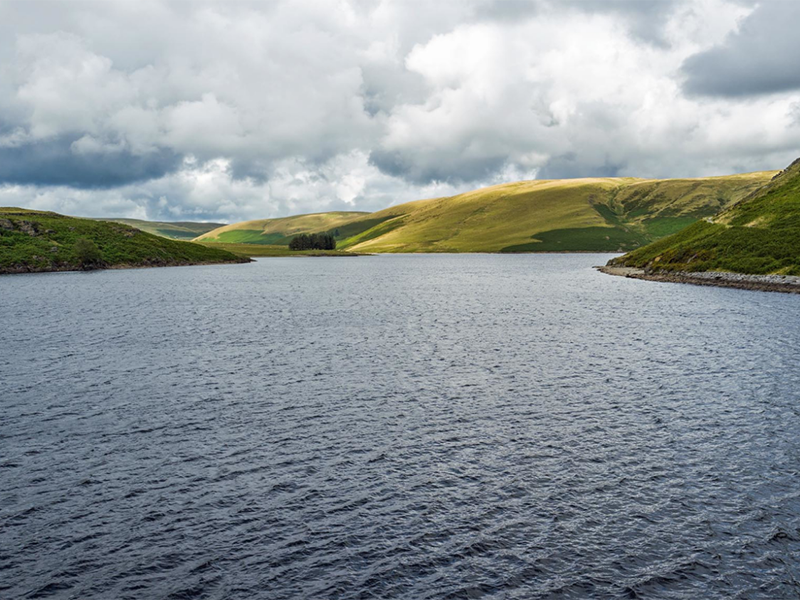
[0,135,181,188]
[0,150,472,223]
[0,0,797,222]
[472,0,687,44]
[368,5,752,184]
[682,1,800,97]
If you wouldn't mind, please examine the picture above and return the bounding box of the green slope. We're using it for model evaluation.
[195,242,362,257]
[194,212,370,245]
[0,208,248,275]
[196,172,774,253]
[608,159,800,275]
[94,218,225,240]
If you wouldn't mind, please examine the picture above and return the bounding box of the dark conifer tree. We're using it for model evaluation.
[288,233,336,251]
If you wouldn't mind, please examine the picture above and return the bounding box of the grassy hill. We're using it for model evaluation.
[607,159,800,275]
[195,212,370,245]
[94,218,225,240]
[195,242,362,257]
[196,172,775,253]
[0,208,248,275]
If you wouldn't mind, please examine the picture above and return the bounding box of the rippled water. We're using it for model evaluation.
[2,254,800,599]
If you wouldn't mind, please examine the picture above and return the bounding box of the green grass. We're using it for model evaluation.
[93,218,224,240]
[195,171,775,253]
[0,208,248,274]
[337,216,407,249]
[323,216,396,241]
[610,159,800,275]
[203,229,293,245]
[196,242,362,257]
[194,212,370,244]
[500,226,648,253]
[641,216,699,238]
[592,203,624,226]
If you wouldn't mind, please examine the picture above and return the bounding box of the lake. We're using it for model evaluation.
[2,254,800,599]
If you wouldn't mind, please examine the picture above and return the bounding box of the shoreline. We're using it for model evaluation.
[247,252,368,257]
[597,265,800,294]
[0,258,252,277]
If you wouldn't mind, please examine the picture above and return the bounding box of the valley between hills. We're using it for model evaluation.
[601,158,800,292]
[4,162,800,286]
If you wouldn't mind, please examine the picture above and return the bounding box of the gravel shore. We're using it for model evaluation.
[597,265,800,294]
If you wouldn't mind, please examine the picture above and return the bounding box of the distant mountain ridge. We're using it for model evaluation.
[608,158,800,276]
[195,212,370,246]
[195,171,776,253]
[94,218,225,240]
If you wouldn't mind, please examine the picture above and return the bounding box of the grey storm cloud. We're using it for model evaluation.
[369,148,508,186]
[537,154,626,180]
[682,1,800,97]
[0,0,797,222]
[0,134,182,188]
[474,0,684,38]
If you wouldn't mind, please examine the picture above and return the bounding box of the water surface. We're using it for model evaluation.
[2,255,800,599]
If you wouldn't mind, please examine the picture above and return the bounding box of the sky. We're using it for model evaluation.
[1,0,799,223]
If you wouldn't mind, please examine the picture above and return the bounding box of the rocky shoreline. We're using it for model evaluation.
[597,265,800,294]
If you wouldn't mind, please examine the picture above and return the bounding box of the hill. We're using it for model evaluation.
[0,208,249,275]
[195,172,775,253]
[607,159,800,276]
[195,242,363,257]
[195,212,370,245]
[94,218,225,240]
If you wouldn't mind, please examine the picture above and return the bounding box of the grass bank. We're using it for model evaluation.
[607,159,800,277]
[0,208,249,275]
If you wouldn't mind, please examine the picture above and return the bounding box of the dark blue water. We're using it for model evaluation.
[2,254,800,599]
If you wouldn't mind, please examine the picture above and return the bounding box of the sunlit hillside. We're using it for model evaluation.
[0,208,246,274]
[95,218,225,240]
[609,159,800,275]
[196,172,776,253]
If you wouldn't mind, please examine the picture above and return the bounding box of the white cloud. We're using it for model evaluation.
[0,0,797,221]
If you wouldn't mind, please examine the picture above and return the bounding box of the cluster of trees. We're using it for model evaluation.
[288,233,336,250]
